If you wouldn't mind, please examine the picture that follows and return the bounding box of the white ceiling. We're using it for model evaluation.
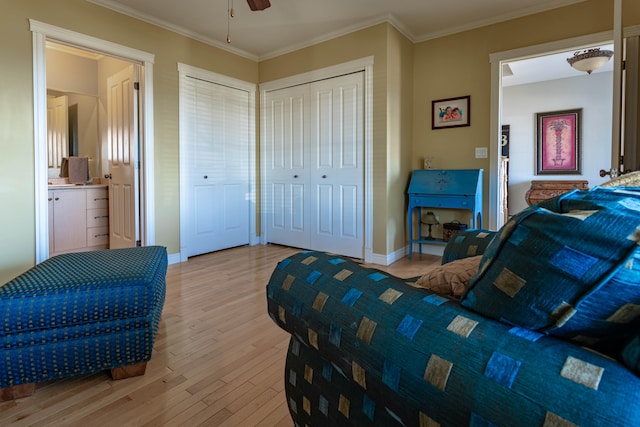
[503,44,614,87]
[87,0,589,61]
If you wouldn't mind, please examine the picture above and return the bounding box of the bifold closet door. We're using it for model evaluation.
[264,72,364,258]
[264,84,310,250]
[308,73,364,258]
[183,76,250,257]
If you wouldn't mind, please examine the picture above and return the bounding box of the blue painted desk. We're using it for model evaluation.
[407,169,483,258]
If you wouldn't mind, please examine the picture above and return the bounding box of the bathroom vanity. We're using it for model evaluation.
[48,182,109,256]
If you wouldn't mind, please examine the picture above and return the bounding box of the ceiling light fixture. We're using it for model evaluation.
[566,48,613,74]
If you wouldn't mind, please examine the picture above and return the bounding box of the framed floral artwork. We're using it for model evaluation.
[536,108,582,175]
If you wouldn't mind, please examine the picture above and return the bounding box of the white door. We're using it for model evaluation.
[107,64,139,249]
[264,84,310,249]
[309,73,364,258]
[183,76,250,257]
[264,72,364,258]
[47,95,68,170]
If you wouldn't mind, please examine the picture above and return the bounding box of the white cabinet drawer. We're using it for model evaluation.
[87,226,109,247]
[87,208,109,227]
[87,189,109,209]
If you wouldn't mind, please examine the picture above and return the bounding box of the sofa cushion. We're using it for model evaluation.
[413,255,481,297]
[441,229,496,264]
[622,333,640,376]
[267,250,640,426]
[460,187,640,341]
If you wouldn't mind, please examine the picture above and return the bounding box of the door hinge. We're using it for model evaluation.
[134,82,140,90]
[136,240,142,247]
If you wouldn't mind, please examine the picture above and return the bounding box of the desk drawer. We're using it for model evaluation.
[410,196,473,209]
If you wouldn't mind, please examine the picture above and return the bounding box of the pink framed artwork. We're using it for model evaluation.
[536,108,582,175]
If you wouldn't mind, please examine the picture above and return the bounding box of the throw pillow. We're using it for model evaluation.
[600,170,640,188]
[413,255,482,298]
[460,187,640,341]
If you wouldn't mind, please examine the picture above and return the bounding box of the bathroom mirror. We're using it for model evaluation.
[46,90,99,179]
[46,40,103,181]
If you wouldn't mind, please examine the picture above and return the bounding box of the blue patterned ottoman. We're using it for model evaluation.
[0,246,167,400]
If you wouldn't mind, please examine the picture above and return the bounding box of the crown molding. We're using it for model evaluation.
[88,0,588,61]
[414,0,587,43]
[86,0,260,61]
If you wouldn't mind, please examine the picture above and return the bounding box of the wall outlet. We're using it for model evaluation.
[423,156,434,169]
[475,147,488,159]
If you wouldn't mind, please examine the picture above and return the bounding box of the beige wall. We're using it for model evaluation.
[385,27,414,254]
[1,0,639,283]
[412,0,639,230]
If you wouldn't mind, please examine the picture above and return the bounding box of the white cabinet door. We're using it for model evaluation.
[183,77,251,257]
[51,190,87,254]
[48,192,54,255]
[264,84,310,250]
[264,72,364,258]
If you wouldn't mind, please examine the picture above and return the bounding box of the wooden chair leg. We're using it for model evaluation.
[110,361,147,380]
[0,383,36,401]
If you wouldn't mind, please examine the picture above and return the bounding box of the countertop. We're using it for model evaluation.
[48,183,108,189]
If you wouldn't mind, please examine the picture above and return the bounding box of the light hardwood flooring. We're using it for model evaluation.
[0,245,440,426]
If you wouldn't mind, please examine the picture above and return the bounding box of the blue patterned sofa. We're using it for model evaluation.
[0,246,167,400]
[267,187,640,426]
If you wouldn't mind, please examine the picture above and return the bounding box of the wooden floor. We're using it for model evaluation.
[0,245,440,426]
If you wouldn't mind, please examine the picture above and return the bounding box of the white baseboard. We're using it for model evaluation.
[366,243,444,266]
[167,252,182,265]
[366,246,405,266]
[168,242,444,268]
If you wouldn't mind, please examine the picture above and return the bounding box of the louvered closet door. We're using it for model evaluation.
[264,72,364,258]
[264,84,310,250]
[183,76,250,257]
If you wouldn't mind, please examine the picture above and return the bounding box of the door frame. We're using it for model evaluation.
[177,63,257,262]
[488,30,614,230]
[259,56,374,262]
[30,19,155,264]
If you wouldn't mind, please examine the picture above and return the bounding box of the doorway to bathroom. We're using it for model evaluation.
[30,20,156,263]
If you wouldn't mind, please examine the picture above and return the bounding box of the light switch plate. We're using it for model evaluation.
[475,147,488,158]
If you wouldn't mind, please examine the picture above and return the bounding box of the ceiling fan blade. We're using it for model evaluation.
[247,0,271,11]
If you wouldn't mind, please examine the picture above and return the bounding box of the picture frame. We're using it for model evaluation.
[432,95,470,129]
[535,108,582,175]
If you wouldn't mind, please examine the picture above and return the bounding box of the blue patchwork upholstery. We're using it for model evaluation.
[441,229,496,265]
[461,188,640,341]
[622,334,640,376]
[0,246,167,388]
[267,250,640,426]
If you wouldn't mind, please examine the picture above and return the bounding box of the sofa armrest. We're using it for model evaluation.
[441,229,497,264]
[267,250,640,426]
